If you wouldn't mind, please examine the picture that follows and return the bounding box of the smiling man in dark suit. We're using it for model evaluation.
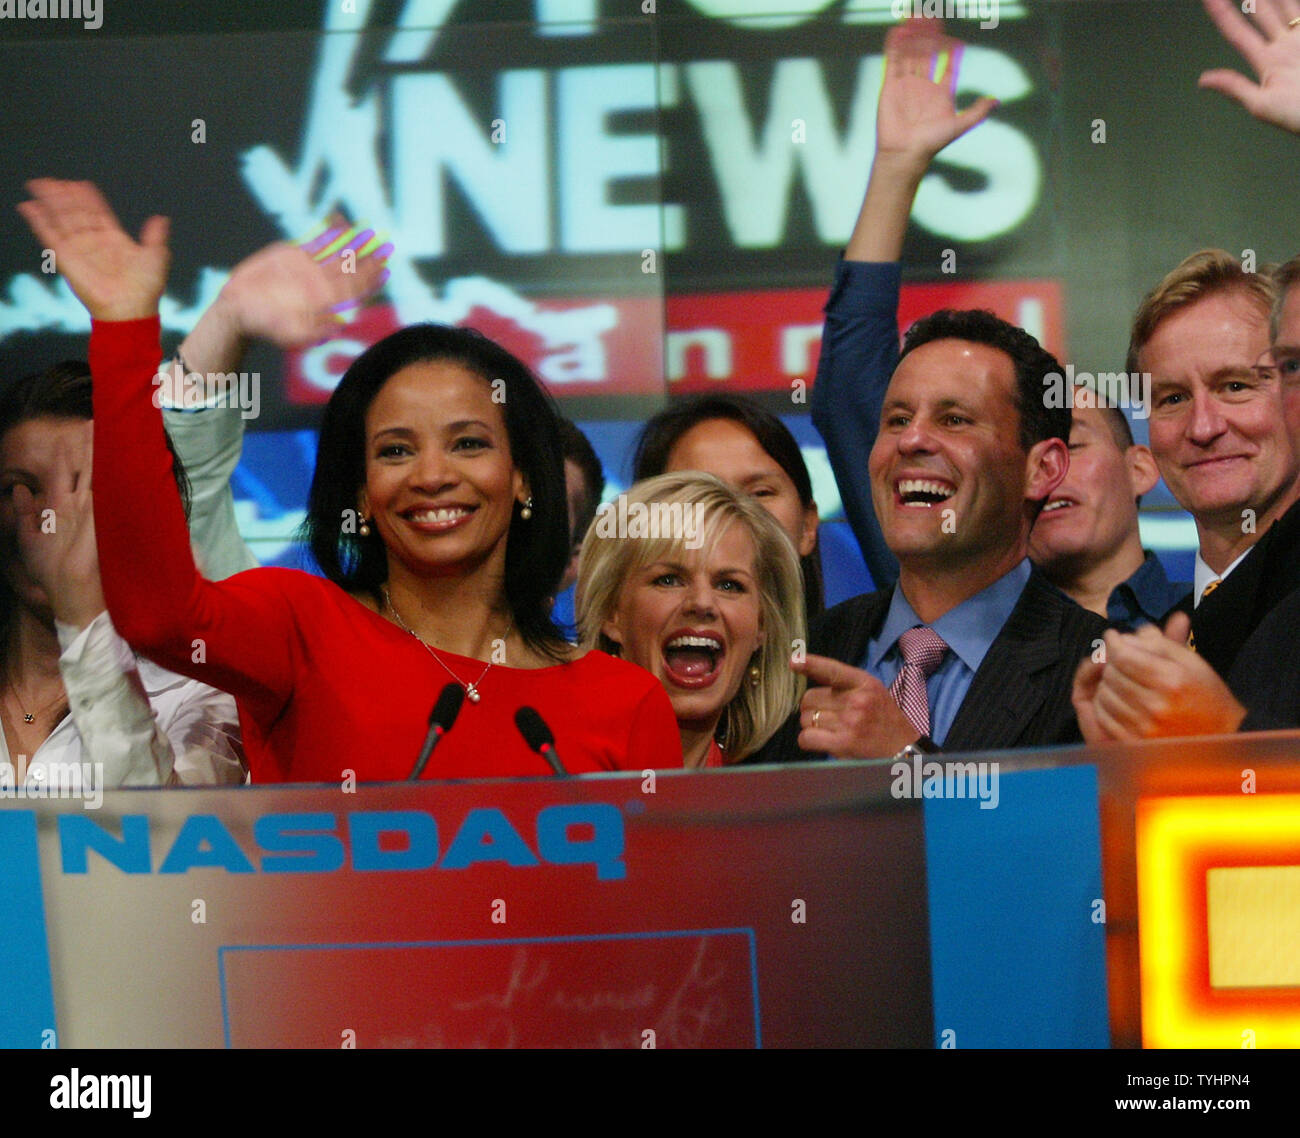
[1076,253,1300,743]
[760,308,1106,762]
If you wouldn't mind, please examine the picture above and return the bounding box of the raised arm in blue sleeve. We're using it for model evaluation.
[810,259,902,588]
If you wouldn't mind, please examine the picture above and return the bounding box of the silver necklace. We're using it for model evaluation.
[382,588,507,704]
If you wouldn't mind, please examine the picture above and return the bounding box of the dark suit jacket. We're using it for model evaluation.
[1226,585,1300,731]
[1183,498,1300,680]
[752,568,1107,763]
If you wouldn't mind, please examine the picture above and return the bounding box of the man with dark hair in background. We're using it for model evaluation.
[1028,394,1176,626]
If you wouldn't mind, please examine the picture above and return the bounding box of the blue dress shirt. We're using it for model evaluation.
[863,560,1033,747]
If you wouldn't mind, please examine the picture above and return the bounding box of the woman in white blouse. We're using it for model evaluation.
[0,361,245,787]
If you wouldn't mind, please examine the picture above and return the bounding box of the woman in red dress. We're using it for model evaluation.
[18,179,681,782]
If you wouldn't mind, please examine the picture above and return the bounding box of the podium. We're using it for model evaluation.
[4,734,1299,1048]
[1,764,933,1048]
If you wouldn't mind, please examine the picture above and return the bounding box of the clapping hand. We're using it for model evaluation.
[1071,613,1248,742]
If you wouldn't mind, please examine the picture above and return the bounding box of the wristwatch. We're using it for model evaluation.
[891,735,940,763]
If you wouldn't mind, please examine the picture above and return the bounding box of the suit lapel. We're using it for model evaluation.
[812,588,892,669]
[943,573,1065,752]
[1193,527,1272,674]
[1196,500,1300,674]
[845,590,892,668]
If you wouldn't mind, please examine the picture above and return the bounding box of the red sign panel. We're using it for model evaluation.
[284,281,1064,404]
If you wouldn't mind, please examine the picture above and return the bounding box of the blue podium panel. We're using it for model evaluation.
[925,765,1109,1048]
[0,811,56,1048]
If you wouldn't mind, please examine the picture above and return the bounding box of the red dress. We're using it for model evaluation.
[89,318,682,782]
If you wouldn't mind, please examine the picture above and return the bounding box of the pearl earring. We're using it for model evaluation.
[520,496,533,520]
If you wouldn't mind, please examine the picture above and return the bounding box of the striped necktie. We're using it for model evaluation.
[888,626,949,738]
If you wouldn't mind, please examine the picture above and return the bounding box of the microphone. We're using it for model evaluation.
[514,706,567,776]
[408,683,465,780]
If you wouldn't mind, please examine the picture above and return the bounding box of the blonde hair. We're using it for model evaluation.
[575,472,806,763]
[1127,249,1277,373]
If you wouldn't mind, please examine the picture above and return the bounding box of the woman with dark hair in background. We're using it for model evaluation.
[0,361,244,785]
[632,395,824,617]
[20,178,681,781]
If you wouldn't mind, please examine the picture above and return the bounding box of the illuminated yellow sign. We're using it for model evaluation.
[1138,795,1300,1048]
[1207,866,1300,988]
